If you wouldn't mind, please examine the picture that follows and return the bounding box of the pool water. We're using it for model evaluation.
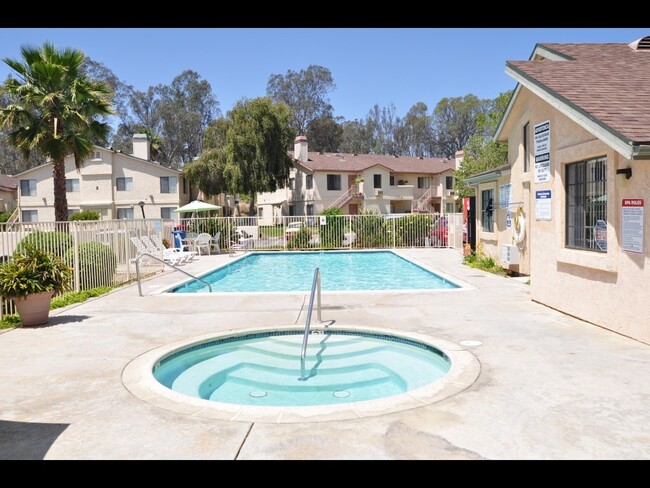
[170,251,458,293]
[153,330,451,407]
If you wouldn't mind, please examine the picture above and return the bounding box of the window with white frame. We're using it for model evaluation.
[565,156,607,252]
[65,178,80,192]
[373,174,382,189]
[117,208,134,219]
[93,151,102,160]
[160,176,177,194]
[306,174,313,190]
[481,189,494,232]
[21,210,37,222]
[327,174,341,191]
[160,207,175,219]
[445,176,454,190]
[306,204,314,216]
[258,207,264,218]
[116,177,133,191]
[445,203,455,213]
[417,177,430,189]
[20,179,36,196]
[390,175,395,186]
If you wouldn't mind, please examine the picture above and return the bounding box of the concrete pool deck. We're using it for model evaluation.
[1,248,649,459]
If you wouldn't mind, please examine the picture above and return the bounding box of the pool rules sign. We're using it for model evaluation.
[621,199,644,254]
[534,121,551,183]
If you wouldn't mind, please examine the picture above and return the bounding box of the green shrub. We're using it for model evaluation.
[65,242,117,290]
[392,214,432,247]
[70,210,100,221]
[0,212,11,223]
[14,231,74,258]
[287,226,311,250]
[351,209,388,248]
[50,286,112,309]
[0,245,72,298]
[319,208,345,249]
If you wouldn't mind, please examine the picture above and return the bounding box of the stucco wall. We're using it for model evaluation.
[503,87,650,344]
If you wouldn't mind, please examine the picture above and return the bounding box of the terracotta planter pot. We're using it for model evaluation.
[13,291,55,326]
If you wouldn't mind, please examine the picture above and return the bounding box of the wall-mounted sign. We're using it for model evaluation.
[621,199,644,254]
[534,120,551,183]
[535,190,552,220]
[320,215,327,226]
[500,183,512,227]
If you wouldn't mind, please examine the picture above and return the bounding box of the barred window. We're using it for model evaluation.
[566,157,607,252]
[481,189,494,232]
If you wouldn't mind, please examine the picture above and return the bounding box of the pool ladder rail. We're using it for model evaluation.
[300,267,323,379]
[134,253,212,296]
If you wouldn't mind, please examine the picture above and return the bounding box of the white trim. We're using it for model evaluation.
[532,45,572,61]
[493,83,522,142]
[505,66,635,160]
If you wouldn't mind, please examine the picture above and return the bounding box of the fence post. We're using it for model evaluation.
[72,222,81,293]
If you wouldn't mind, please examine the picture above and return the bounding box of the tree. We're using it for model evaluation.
[267,65,336,135]
[222,97,295,215]
[307,116,343,152]
[431,94,487,157]
[340,119,375,154]
[183,117,230,198]
[454,91,512,197]
[0,43,112,221]
[402,102,433,157]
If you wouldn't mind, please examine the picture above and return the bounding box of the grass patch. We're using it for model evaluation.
[463,244,507,277]
[0,286,113,330]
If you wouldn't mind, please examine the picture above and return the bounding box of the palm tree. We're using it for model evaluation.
[0,43,113,222]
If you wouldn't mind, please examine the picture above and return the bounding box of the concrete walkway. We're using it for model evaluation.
[1,249,649,459]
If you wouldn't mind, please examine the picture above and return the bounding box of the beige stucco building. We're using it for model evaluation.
[0,174,17,215]
[469,36,650,344]
[14,134,196,222]
[257,136,458,225]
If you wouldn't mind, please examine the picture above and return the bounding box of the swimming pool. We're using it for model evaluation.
[153,330,451,407]
[169,251,458,293]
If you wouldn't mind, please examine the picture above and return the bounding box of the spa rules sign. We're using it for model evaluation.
[534,121,551,183]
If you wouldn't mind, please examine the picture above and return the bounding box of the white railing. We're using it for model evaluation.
[327,184,361,210]
[0,213,462,319]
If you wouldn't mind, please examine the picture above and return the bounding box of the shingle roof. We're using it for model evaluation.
[294,152,456,174]
[0,174,17,192]
[507,41,650,144]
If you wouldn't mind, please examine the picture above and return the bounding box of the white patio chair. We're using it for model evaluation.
[139,236,184,266]
[150,235,196,262]
[194,233,213,255]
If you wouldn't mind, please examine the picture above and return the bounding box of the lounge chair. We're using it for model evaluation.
[130,236,182,266]
[149,235,197,262]
[142,236,194,264]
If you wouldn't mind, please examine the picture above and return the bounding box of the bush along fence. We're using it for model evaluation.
[0,212,461,316]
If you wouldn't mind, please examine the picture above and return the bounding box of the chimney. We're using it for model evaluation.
[455,150,464,170]
[294,135,308,162]
[132,133,151,161]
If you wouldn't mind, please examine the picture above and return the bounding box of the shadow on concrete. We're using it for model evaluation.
[0,419,68,459]
[33,315,90,328]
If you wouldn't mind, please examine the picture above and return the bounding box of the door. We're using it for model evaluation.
[348,204,359,215]
[348,175,356,189]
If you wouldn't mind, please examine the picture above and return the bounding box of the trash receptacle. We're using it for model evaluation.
[171,228,186,249]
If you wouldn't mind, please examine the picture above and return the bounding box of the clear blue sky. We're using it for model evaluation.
[0,28,646,120]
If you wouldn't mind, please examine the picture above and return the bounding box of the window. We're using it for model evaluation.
[67,209,80,219]
[481,189,494,232]
[160,176,177,194]
[445,176,454,190]
[93,151,102,160]
[258,207,264,218]
[327,174,341,191]
[417,177,430,189]
[160,207,175,219]
[65,178,80,192]
[566,157,607,252]
[20,179,36,196]
[116,177,133,191]
[306,204,314,216]
[21,210,37,222]
[373,174,382,189]
[289,205,295,216]
[117,208,134,219]
[445,203,455,214]
[290,177,295,190]
[306,174,313,190]
[390,175,395,186]
[523,122,530,172]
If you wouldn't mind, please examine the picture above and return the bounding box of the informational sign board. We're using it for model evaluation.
[154,219,162,233]
[320,216,327,226]
[534,120,551,183]
[621,199,644,254]
[535,190,552,220]
[500,183,512,227]
[535,190,553,220]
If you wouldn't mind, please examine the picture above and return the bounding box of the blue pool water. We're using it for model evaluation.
[153,330,451,407]
[170,251,458,293]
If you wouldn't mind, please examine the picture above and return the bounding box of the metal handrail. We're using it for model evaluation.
[134,252,212,296]
[300,267,322,362]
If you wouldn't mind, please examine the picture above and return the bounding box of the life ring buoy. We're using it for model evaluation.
[513,208,526,243]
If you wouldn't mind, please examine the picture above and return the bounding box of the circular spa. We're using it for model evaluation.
[122,326,480,422]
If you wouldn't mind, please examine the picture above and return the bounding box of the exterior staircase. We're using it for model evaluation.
[327,184,364,210]
[411,188,435,213]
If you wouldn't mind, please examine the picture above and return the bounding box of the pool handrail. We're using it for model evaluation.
[300,267,322,365]
[134,252,213,296]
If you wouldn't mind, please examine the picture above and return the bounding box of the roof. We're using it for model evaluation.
[465,163,512,185]
[293,152,456,175]
[496,38,650,159]
[0,174,17,192]
[14,145,182,177]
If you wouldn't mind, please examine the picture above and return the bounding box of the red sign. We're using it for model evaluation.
[622,199,644,207]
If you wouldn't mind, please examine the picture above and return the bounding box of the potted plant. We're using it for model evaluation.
[0,245,72,326]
